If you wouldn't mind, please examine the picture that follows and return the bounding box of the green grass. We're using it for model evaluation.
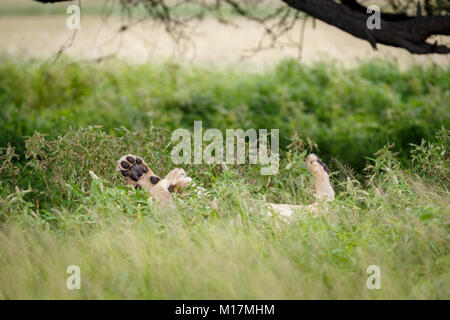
[0,126,448,299]
[1,57,449,170]
[0,56,449,299]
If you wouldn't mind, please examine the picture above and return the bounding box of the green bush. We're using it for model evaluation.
[1,57,448,170]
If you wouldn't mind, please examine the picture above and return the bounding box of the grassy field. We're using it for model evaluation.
[0,56,449,299]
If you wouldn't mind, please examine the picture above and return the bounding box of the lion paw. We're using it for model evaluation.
[116,154,160,191]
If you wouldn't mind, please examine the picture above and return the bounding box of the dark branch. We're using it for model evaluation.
[340,0,412,21]
[281,0,450,54]
[33,0,72,2]
[32,0,450,54]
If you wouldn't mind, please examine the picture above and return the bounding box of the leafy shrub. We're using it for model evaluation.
[1,57,448,170]
[410,127,449,183]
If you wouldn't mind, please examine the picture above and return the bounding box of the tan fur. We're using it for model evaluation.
[116,154,192,207]
[306,153,335,201]
[116,153,333,217]
[266,153,334,218]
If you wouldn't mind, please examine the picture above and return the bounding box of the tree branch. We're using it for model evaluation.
[32,0,450,54]
[33,0,72,2]
[340,0,412,21]
[281,0,450,54]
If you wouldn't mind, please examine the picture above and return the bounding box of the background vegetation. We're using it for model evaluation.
[1,57,449,170]
[0,56,449,299]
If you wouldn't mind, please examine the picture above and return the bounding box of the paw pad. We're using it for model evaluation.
[150,176,161,185]
[117,155,149,183]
